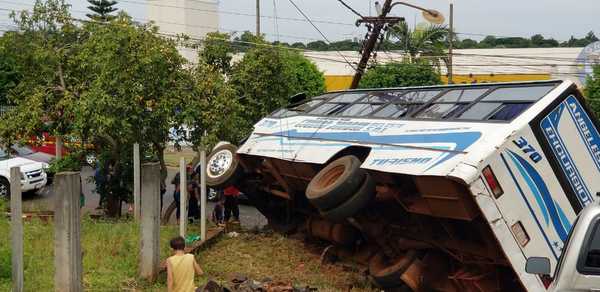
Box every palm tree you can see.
[386,22,449,69]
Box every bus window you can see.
[483,85,555,102]
[337,103,382,117]
[457,102,502,120]
[488,103,531,121]
[415,88,489,119]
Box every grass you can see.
[196,232,374,291]
[0,198,373,291]
[163,147,197,168]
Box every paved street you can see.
[21,166,267,229]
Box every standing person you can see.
[223,185,240,223]
[166,236,204,292]
[187,181,200,222]
[172,172,182,224]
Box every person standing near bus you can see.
[223,185,240,222]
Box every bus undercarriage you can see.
[232,152,525,292]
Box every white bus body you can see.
[212,80,598,291]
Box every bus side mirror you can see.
[526,257,551,275]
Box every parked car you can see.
[0,148,48,198]
[526,200,600,290]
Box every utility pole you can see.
[350,0,400,89]
[256,0,261,36]
[448,2,454,84]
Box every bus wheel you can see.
[206,143,242,189]
[320,173,375,222]
[306,155,365,210]
[369,251,417,289]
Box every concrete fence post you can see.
[179,157,187,237]
[200,148,207,241]
[133,143,141,221]
[54,172,82,292]
[139,162,160,282]
[10,167,23,292]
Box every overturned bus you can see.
[205,80,600,291]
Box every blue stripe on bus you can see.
[507,150,571,242]
[500,153,559,260]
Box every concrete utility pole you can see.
[179,157,187,237]
[350,0,397,89]
[448,2,454,84]
[55,136,63,160]
[256,0,261,35]
[10,167,23,292]
[133,143,141,221]
[139,163,160,282]
[54,172,83,292]
[200,147,207,241]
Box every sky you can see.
[1,0,600,44]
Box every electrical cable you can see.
[336,0,364,18]
[286,0,357,70]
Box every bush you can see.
[358,61,441,89]
[229,42,326,125]
[47,152,84,174]
[585,65,600,116]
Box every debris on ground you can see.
[227,231,240,238]
[197,274,318,292]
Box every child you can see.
[167,236,204,292]
[212,194,225,226]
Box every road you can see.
[21,166,267,229]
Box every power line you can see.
[336,0,364,18]
[118,0,356,27]
[286,0,356,70]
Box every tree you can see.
[458,38,478,49]
[306,40,328,51]
[585,65,600,115]
[229,45,325,127]
[0,2,235,216]
[86,0,118,22]
[199,32,234,74]
[358,61,441,89]
[0,36,21,105]
[386,22,448,67]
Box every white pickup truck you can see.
[0,148,48,198]
[526,201,600,291]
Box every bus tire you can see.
[369,251,416,289]
[306,155,365,210]
[206,143,242,189]
[320,173,375,222]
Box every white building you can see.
[147,0,220,63]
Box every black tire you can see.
[162,201,177,225]
[306,155,366,210]
[0,177,9,199]
[206,143,242,189]
[369,251,416,289]
[320,172,375,222]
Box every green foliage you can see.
[199,32,234,74]
[229,44,325,126]
[47,152,83,174]
[585,65,600,115]
[86,0,118,22]
[0,37,21,105]
[358,62,441,89]
[387,22,449,68]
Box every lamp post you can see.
[448,1,454,84]
[350,1,445,89]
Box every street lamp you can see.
[388,2,445,24]
[351,1,446,89]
